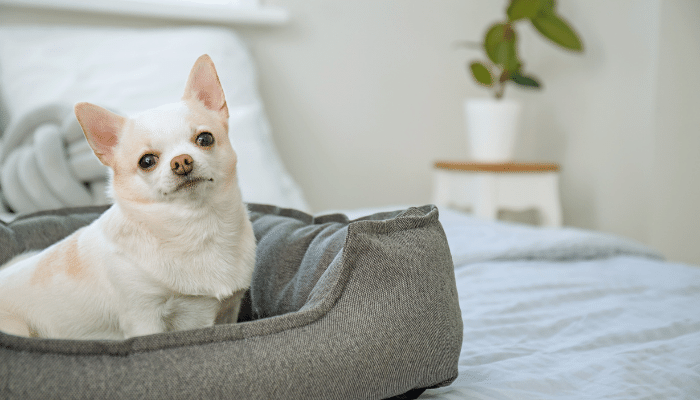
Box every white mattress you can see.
[412,208,700,399]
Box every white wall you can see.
[1,0,698,265]
[240,0,700,265]
[518,0,660,241]
[240,1,491,211]
[649,0,700,266]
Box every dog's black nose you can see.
[171,154,194,176]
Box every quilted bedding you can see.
[417,208,700,399]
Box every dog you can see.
[0,54,256,340]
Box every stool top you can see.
[434,161,560,173]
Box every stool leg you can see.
[539,199,562,227]
[473,174,499,221]
[538,175,562,227]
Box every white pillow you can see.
[0,26,309,211]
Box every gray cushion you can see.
[0,204,462,399]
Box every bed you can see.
[352,206,700,399]
[0,9,699,400]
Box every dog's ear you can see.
[183,54,229,119]
[74,102,126,167]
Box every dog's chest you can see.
[127,221,250,298]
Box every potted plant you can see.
[462,0,583,161]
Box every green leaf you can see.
[501,41,522,72]
[539,0,556,14]
[470,62,493,86]
[510,72,542,88]
[484,23,521,71]
[531,13,583,51]
[484,23,508,64]
[507,0,542,21]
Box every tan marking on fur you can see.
[28,325,39,338]
[183,99,236,190]
[112,171,155,205]
[104,118,152,205]
[220,145,238,192]
[30,232,88,286]
[0,311,32,337]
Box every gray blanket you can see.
[435,208,664,264]
[0,103,109,216]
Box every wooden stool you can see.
[432,161,562,227]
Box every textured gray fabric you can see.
[0,204,461,399]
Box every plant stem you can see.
[495,81,505,99]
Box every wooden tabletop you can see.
[434,161,560,173]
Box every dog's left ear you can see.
[183,54,229,120]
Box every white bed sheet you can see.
[413,208,700,399]
[328,206,700,398]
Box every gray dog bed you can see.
[0,204,462,399]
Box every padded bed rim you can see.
[0,204,440,357]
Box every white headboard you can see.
[0,0,288,25]
[0,3,311,219]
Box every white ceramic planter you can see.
[464,98,522,162]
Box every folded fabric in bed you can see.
[0,26,310,215]
[0,204,462,399]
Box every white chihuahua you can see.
[0,55,256,340]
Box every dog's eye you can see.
[196,132,215,147]
[138,154,159,170]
